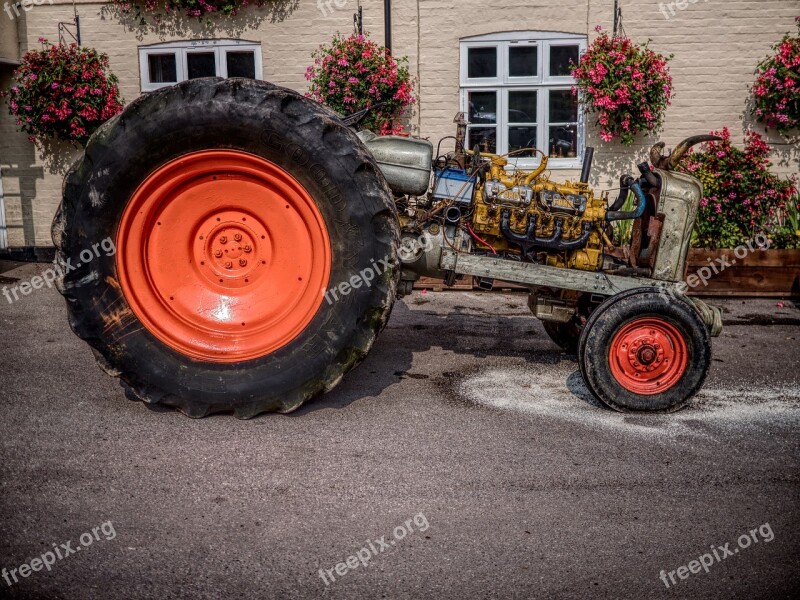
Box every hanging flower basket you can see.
[111,0,266,19]
[751,18,800,134]
[305,33,415,135]
[571,27,673,146]
[2,40,124,145]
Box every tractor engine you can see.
[439,157,607,272]
[356,124,715,301]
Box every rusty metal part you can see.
[649,135,722,171]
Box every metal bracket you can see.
[58,13,81,46]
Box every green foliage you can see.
[571,27,673,146]
[751,18,800,134]
[305,33,415,135]
[112,0,266,19]
[1,41,123,145]
[679,127,798,249]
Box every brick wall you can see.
[0,0,797,247]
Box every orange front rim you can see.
[116,150,331,362]
[608,318,688,395]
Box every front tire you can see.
[578,288,711,412]
[53,78,399,418]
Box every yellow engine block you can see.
[468,154,607,271]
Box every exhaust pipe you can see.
[649,134,721,171]
[579,147,594,183]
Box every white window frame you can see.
[460,32,586,170]
[138,39,263,92]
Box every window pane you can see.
[549,125,578,158]
[467,47,497,78]
[549,45,580,77]
[549,90,578,122]
[148,54,177,83]
[468,127,496,154]
[508,126,537,157]
[509,45,537,77]
[468,91,497,124]
[226,51,256,79]
[508,91,537,123]
[187,52,216,79]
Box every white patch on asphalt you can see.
[459,364,800,438]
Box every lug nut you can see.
[239,259,247,267]
[214,250,223,258]
[224,261,232,269]
[243,245,252,253]
[234,233,242,242]
[220,236,227,244]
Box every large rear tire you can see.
[52,78,400,418]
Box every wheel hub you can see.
[195,213,269,287]
[116,150,331,363]
[609,318,688,394]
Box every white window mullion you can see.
[177,48,187,82]
[498,88,507,156]
[217,48,226,78]
[538,87,548,163]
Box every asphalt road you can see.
[1,260,799,599]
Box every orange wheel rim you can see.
[608,318,688,395]
[116,150,331,362]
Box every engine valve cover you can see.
[539,191,587,216]
[484,181,534,207]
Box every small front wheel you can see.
[578,288,711,412]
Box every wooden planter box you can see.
[686,249,800,297]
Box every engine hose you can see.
[609,174,631,212]
[606,180,647,221]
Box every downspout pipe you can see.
[0,166,7,250]
[384,0,392,53]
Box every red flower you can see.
[751,20,800,133]
[306,33,416,134]
[571,28,672,146]
[1,42,124,145]
[111,0,266,18]
[678,127,797,249]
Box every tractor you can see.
[52,78,722,418]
